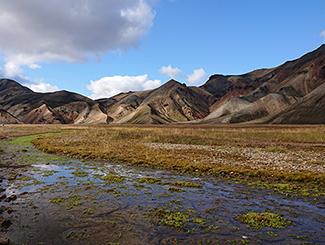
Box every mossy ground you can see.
[137,177,161,184]
[50,195,82,210]
[173,181,202,188]
[150,208,190,229]
[168,187,184,193]
[1,125,324,244]
[101,173,125,184]
[1,125,324,197]
[42,170,57,177]
[30,126,325,197]
[237,211,292,230]
[72,170,88,177]
[149,207,209,231]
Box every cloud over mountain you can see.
[187,68,207,85]
[0,0,155,76]
[87,74,161,99]
[321,30,325,40]
[23,82,59,93]
[159,65,182,78]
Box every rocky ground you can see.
[146,143,325,173]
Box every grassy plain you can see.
[1,124,324,196]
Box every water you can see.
[0,141,324,244]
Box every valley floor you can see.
[0,124,324,244]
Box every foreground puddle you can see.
[0,141,324,244]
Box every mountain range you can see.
[1,45,324,124]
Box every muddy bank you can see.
[0,136,324,244]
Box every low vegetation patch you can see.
[42,170,57,177]
[137,177,161,184]
[16,175,33,182]
[173,181,202,188]
[168,187,184,193]
[150,208,190,229]
[4,125,323,197]
[9,135,40,146]
[49,195,82,210]
[237,211,292,230]
[101,174,125,184]
[72,170,88,178]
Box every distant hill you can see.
[0,79,107,124]
[0,44,324,124]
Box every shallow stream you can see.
[0,136,324,244]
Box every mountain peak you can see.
[0,78,33,95]
[159,79,184,89]
[154,79,186,93]
[166,79,181,85]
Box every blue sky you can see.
[0,0,324,98]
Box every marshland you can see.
[0,125,324,244]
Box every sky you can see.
[0,0,324,99]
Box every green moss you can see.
[65,195,82,210]
[101,174,125,184]
[49,195,82,209]
[137,177,161,184]
[173,181,202,188]
[72,170,88,177]
[50,197,65,204]
[151,208,190,229]
[249,181,324,197]
[238,211,292,230]
[16,175,33,181]
[20,153,66,165]
[168,187,184,193]
[9,135,39,146]
[9,133,62,148]
[105,188,121,197]
[42,170,57,177]
[193,217,206,225]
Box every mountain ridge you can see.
[1,44,324,124]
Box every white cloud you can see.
[320,30,325,40]
[87,74,161,99]
[187,68,207,85]
[159,65,182,78]
[0,0,155,76]
[23,82,59,93]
